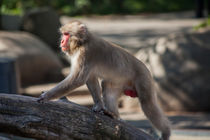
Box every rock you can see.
[0,136,11,140]
[1,15,21,30]
[0,58,19,94]
[135,29,210,111]
[21,8,61,51]
[0,31,64,87]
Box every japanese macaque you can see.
[37,21,171,140]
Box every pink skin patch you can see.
[60,32,70,51]
[124,89,138,98]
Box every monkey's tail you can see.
[143,95,171,140]
[135,83,171,140]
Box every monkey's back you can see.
[86,34,150,82]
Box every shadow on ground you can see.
[126,113,210,130]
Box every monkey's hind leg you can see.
[135,79,171,140]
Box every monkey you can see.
[37,21,171,140]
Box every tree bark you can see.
[0,0,2,29]
[0,94,154,140]
[208,0,210,16]
[195,0,204,18]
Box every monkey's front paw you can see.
[37,91,48,103]
[37,96,45,103]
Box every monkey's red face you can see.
[60,32,70,51]
[60,21,88,53]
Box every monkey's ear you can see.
[79,24,87,34]
[78,24,88,44]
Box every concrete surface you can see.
[121,111,210,140]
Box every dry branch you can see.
[0,94,154,140]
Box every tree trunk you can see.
[0,0,2,29]
[207,0,210,16]
[0,94,154,140]
[195,0,204,18]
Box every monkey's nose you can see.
[61,34,70,48]
[61,39,66,47]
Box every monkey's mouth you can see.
[60,45,69,51]
[60,34,70,51]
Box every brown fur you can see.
[38,21,171,140]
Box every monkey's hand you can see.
[37,91,49,103]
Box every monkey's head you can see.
[59,21,88,53]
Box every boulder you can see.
[0,31,64,87]
[1,15,21,30]
[135,29,210,111]
[21,8,61,51]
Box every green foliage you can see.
[0,0,195,16]
[123,0,194,13]
[194,17,210,30]
[1,0,23,15]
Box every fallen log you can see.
[0,94,154,140]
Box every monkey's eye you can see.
[64,32,70,36]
